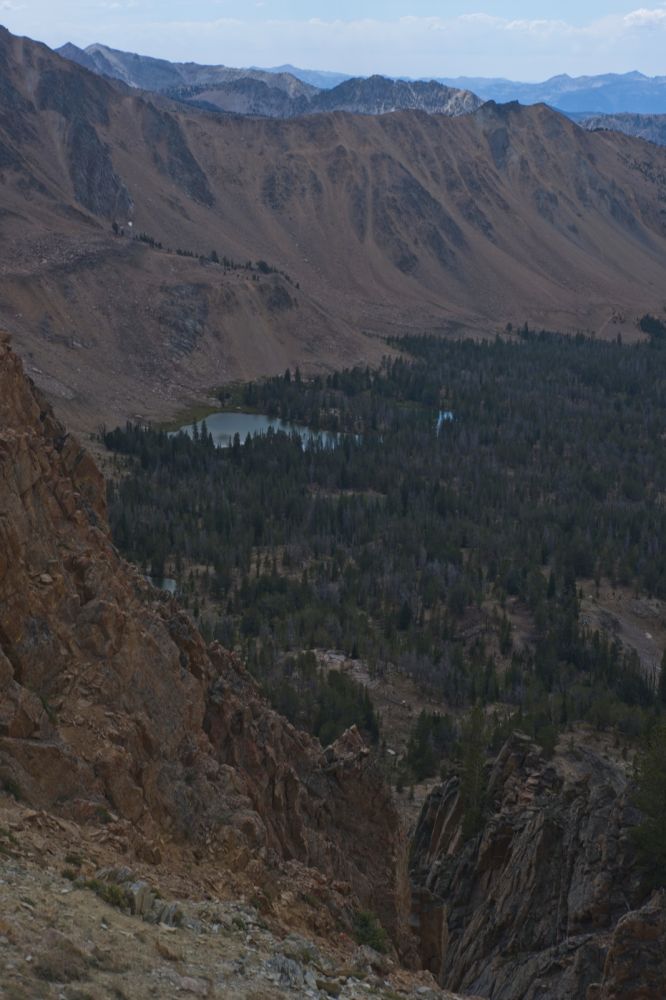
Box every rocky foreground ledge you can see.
[0,794,469,1000]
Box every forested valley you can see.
[104,328,666,793]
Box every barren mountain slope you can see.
[0,794,465,1000]
[2,27,666,432]
[179,76,312,117]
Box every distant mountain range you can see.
[260,66,666,114]
[263,64,351,90]
[282,67,666,115]
[57,43,480,119]
[438,72,666,115]
[57,42,317,99]
[174,75,481,119]
[58,44,666,122]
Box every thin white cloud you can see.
[140,10,666,78]
[624,7,666,26]
[504,18,573,35]
[3,7,666,78]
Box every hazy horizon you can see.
[1,3,666,80]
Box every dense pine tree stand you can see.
[105,330,666,780]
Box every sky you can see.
[1,2,666,79]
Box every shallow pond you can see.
[175,411,342,449]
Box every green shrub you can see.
[352,910,389,953]
[84,879,129,910]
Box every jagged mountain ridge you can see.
[171,74,481,119]
[172,74,481,119]
[311,76,480,116]
[2,27,666,436]
[273,66,666,115]
[57,43,481,119]
[61,46,666,116]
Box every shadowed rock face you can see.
[410,733,649,999]
[140,102,214,206]
[66,118,133,218]
[36,65,110,125]
[0,336,413,954]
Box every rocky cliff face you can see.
[410,732,653,999]
[0,336,412,953]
